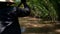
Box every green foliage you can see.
[27,0,58,20]
[13,0,21,6]
[14,0,60,20]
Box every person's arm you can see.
[17,0,30,17]
[16,7,30,17]
[18,0,26,7]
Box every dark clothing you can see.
[0,6,30,34]
[21,0,26,3]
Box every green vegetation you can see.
[14,0,60,21]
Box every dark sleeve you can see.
[16,7,30,17]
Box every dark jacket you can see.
[0,6,30,34]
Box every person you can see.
[0,0,30,34]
